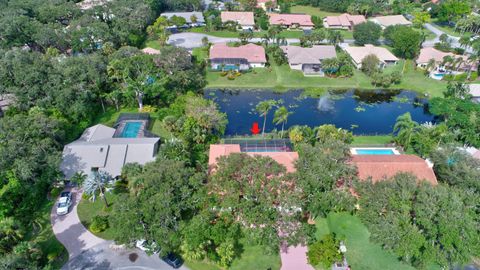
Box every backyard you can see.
[200,46,448,97]
[315,212,416,270]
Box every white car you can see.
[56,196,72,215]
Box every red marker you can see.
[250,122,260,135]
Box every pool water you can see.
[120,122,142,138]
[355,149,395,155]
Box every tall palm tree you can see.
[83,171,112,207]
[273,106,292,138]
[393,112,418,150]
[442,55,454,71]
[327,30,344,47]
[425,58,436,76]
[466,54,478,80]
[256,100,277,136]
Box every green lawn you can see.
[206,59,447,97]
[187,238,281,270]
[315,212,416,270]
[77,192,119,240]
[290,5,342,18]
[186,27,305,39]
[352,135,393,146]
[25,201,68,269]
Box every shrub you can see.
[50,187,62,198]
[220,71,228,77]
[113,180,128,194]
[339,65,354,77]
[227,74,235,80]
[469,72,478,81]
[140,105,156,113]
[453,47,465,55]
[307,234,342,268]
[390,71,403,84]
[89,215,109,233]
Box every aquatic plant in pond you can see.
[204,89,434,136]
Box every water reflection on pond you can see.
[204,89,435,136]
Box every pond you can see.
[204,89,435,136]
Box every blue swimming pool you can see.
[120,122,142,138]
[355,149,395,155]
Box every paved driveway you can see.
[51,187,188,270]
[280,244,314,270]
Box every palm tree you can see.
[466,54,478,80]
[327,30,344,47]
[273,106,292,138]
[441,55,454,71]
[256,100,277,136]
[83,171,112,207]
[393,112,418,150]
[0,217,23,254]
[425,58,436,75]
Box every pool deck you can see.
[113,120,147,138]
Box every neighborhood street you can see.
[168,23,467,51]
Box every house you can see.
[344,44,399,68]
[209,43,266,71]
[209,144,298,173]
[257,0,277,11]
[281,45,337,76]
[351,155,438,185]
[469,84,480,103]
[77,0,112,10]
[141,47,160,55]
[268,13,314,30]
[160,12,205,27]
[369,15,412,29]
[61,122,159,179]
[221,11,255,30]
[323,13,366,30]
[416,47,476,72]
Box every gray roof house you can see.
[61,124,159,179]
[160,12,205,27]
[281,45,337,76]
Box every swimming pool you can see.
[120,122,142,138]
[351,148,400,155]
[431,73,445,80]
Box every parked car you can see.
[60,191,72,200]
[162,253,183,269]
[56,196,72,215]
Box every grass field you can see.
[205,56,447,97]
[187,238,281,270]
[315,212,416,270]
[26,201,68,269]
[352,135,393,146]
[186,27,306,39]
[77,193,119,240]
[290,5,342,18]
[431,19,464,37]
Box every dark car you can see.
[60,191,72,200]
[162,253,183,269]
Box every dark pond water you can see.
[204,89,435,136]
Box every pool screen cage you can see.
[113,113,157,138]
[222,138,293,152]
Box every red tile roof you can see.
[268,13,314,27]
[351,155,438,185]
[208,144,298,173]
[209,43,267,63]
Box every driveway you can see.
[280,244,314,270]
[51,187,189,270]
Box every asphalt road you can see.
[167,24,470,52]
